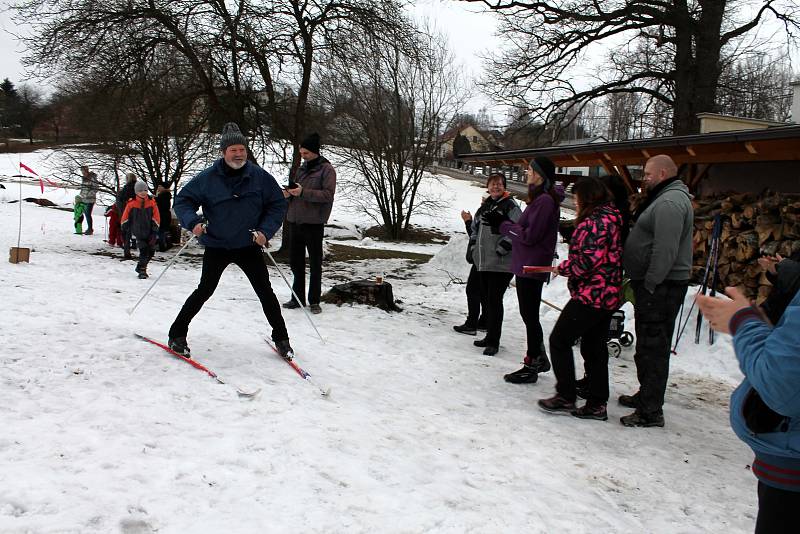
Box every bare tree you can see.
[318,26,467,238]
[463,0,800,135]
[717,52,795,122]
[15,84,46,144]
[13,0,406,173]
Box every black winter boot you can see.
[504,365,538,384]
[532,352,551,373]
[453,323,477,336]
[620,410,664,428]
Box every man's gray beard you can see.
[227,159,246,170]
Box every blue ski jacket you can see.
[729,289,800,491]
[173,159,287,249]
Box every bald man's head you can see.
[642,155,678,191]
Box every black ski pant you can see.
[288,222,324,306]
[550,299,613,406]
[516,276,545,359]
[169,245,289,342]
[631,280,688,415]
[136,240,154,273]
[464,265,486,327]
[123,227,133,256]
[478,270,513,347]
[756,481,800,534]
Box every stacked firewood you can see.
[692,191,800,301]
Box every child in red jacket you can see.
[121,181,160,279]
[104,204,123,247]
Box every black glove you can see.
[482,210,506,234]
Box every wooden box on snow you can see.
[9,247,30,264]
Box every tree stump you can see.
[321,279,402,312]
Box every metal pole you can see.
[263,248,325,343]
[127,234,197,316]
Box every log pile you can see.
[692,191,800,301]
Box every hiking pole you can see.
[541,298,562,312]
[127,233,198,316]
[254,231,324,343]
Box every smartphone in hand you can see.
[286,180,298,189]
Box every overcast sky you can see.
[0,0,795,122]
[0,0,499,107]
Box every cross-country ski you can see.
[265,338,331,397]
[135,333,261,398]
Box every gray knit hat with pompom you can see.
[219,122,248,152]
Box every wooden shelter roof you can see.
[457,124,800,192]
[458,124,800,167]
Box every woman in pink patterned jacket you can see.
[537,177,624,421]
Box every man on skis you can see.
[167,122,294,359]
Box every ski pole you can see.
[541,298,562,312]
[254,232,324,343]
[127,232,198,316]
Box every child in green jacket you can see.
[73,195,86,234]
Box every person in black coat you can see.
[117,173,138,259]
[758,252,800,324]
[155,185,173,251]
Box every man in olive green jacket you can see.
[619,154,694,428]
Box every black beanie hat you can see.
[300,132,321,154]
[530,156,556,189]
[219,122,248,152]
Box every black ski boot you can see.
[168,337,191,357]
[275,339,295,359]
[504,365,538,384]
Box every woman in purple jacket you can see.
[537,178,623,420]
[484,157,562,384]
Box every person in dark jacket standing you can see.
[121,181,160,279]
[488,157,563,384]
[282,133,336,315]
[536,178,623,421]
[167,122,293,359]
[618,154,694,428]
[757,252,800,325]
[697,286,800,534]
[453,207,487,335]
[467,173,522,355]
[117,173,138,259]
[155,185,173,252]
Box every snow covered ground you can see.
[0,152,757,533]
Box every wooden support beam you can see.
[745,142,758,154]
[572,154,580,162]
[641,149,651,158]
[617,165,635,193]
[600,160,615,176]
[686,146,696,157]
[689,164,712,192]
